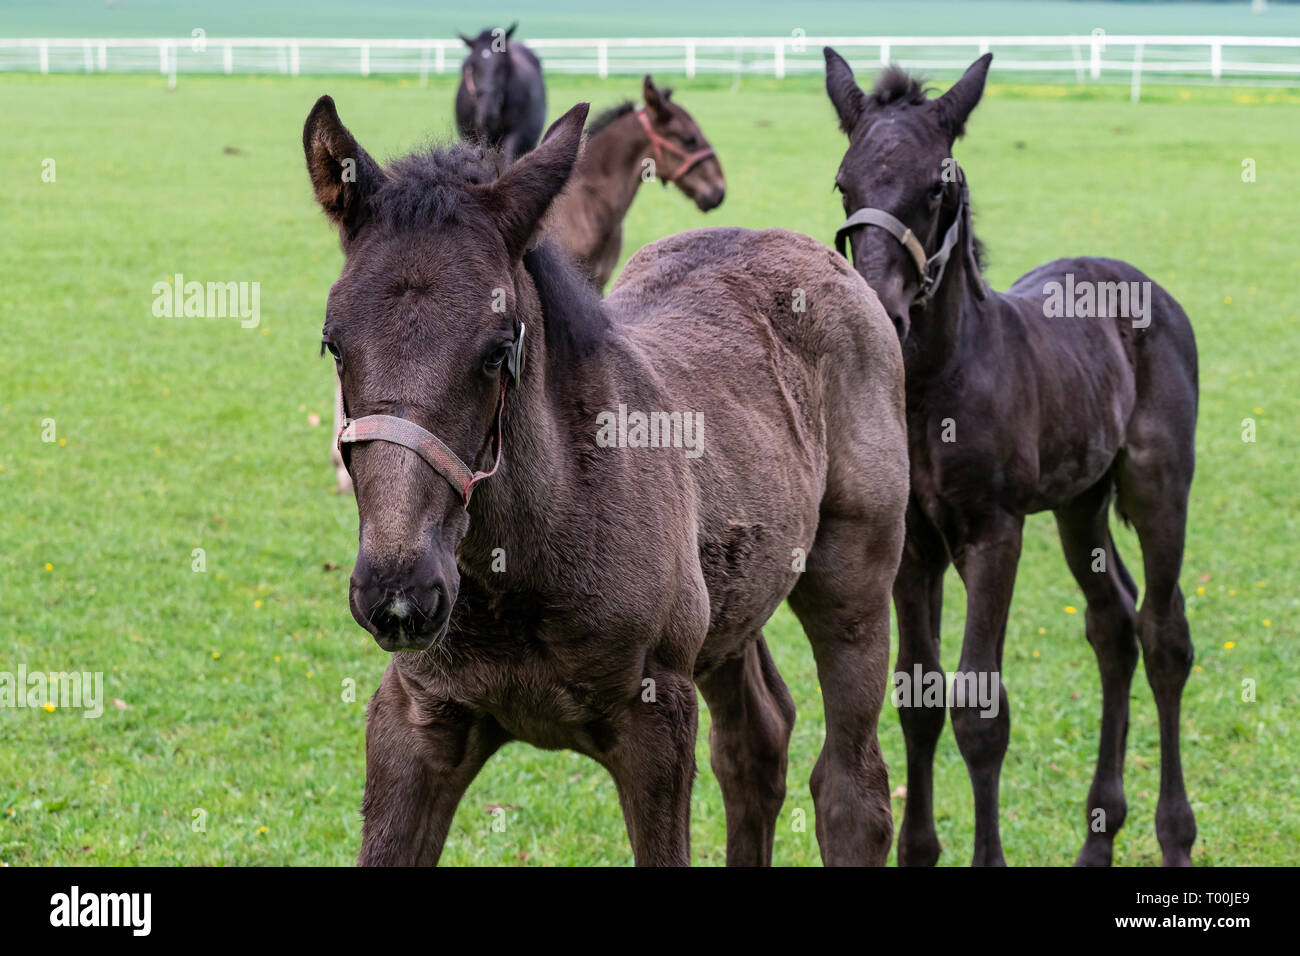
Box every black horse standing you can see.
[824,49,1199,867]
[455,23,546,163]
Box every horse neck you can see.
[903,221,986,388]
[572,111,650,229]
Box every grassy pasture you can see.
[0,70,1297,865]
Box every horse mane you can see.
[523,241,612,363]
[586,101,636,140]
[870,65,932,109]
[368,141,506,232]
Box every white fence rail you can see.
[4,35,1300,89]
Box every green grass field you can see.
[1,68,1297,866]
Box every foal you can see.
[455,23,546,164]
[329,76,723,494]
[825,49,1199,866]
[548,75,726,289]
[304,95,909,865]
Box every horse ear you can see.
[824,47,867,135]
[505,22,517,40]
[934,53,992,138]
[459,33,473,47]
[643,75,669,120]
[481,102,590,261]
[303,95,383,238]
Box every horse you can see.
[302,94,910,865]
[548,75,726,289]
[823,49,1199,867]
[454,23,546,164]
[328,75,724,494]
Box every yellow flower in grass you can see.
[42,702,56,713]
[257,826,268,835]
[1224,641,1236,650]
[1263,620,1271,628]
[1032,651,1040,659]
[254,599,263,608]
[44,563,53,571]
[211,651,221,660]
[1064,606,1077,615]
[1195,587,1205,595]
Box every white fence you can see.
[4,34,1300,90]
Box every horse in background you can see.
[549,75,726,289]
[455,23,546,164]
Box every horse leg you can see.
[1055,479,1139,866]
[788,513,900,866]
[697,634,796,866]
[605,666,698,866]
[358,664,505,866]
[331,368,352,494]
[949,514,1022,866]
[1117,458,1197,866]
[893,500,950,866]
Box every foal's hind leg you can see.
[789,514,901,866]
[1055,480,1140,866]
[893,500,951,866]
[697,634,796,866]
[1117,455,1197,866]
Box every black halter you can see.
[835,165,987,306]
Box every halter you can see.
[335,323,525,508]
[835,164,986,305]
[635,108,716,183]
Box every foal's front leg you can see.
[950,515,1022,867]
[605,667,699,866]
[358,664,505,866]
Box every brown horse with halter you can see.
[547,75,726,289]
[304,94,909,865]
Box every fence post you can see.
[1131,41,1144,103]
[290,40,300,76]
[1089,31,1102,79]
[685,39,695,78]
[774,39,784,78]
[159,39,168,75]
[223,41,232,74]
[1211,41,1222,79]
[597,40,607,78]
[98,41,107,71]
[880,41,890,66]
[435,42,445,74]
[39,40,49,74]
[360,42,370,76]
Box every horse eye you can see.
[483,345,510,372]
[682,134,699,149]
[928,183,946,202]
[323,339,342,361]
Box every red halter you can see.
[635,108,716,183]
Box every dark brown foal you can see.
[826,49,1199,866]
[304,95,908,865]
